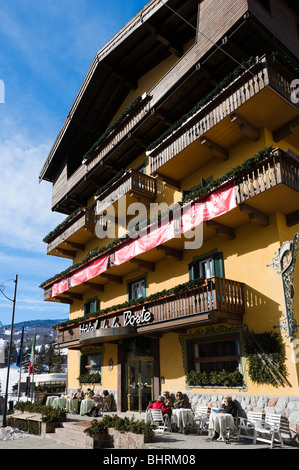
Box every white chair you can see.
[255,413,284,448]
[149,409,172,435]
[103,400,111,412]
[237,411,263,444]
[193,405,210,434]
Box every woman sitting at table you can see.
[163,391,173,410]
[173,392,185,409]
[147,395,171,418]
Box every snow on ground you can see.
[0,364,20,394]
[0,426,30,441]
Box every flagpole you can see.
[1,274,18,428]
[30,331,36,402]
[17,323,25,402]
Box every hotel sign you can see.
[79,306,153,337]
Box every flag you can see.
[29,331,36,376]
[16,324,24,367]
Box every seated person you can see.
[96,390,111,411]
[85,388,94,399]
[173,392,185,409]
[163,391,173,410]
[73,389,84,400]
[222,396,238,417]
[147,395,171,418]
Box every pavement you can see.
[0,411,295,452]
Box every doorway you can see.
[127,357,153,412]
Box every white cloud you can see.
[0,125,65,253]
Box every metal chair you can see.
[255,413,284,448]
[193,405,210,434]
[149,408,172,435]
[237,411,263,444]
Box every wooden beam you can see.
[239,203,269,226]
[65,241,85,251]
[156,245,183,260]
[153,173,181,190]
[64,292,83,301]
[230,113,260,141]
[145,22,182,57]
[100,273,123,284]
[206,220,235,239]
[83,282,105,292]
[130,258,155,271]
[201,137,229,160]
[55,248,75,258]
[55,297,73,305]
[286,210,299,227]
[101,60,137,90]
[273,116,299,142]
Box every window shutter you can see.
[188,261,195,280]
[213,252,224,277]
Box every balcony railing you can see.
[149,55,299,174]
[95,169,157,213]
[235,149,299,204]
[55,277,245,348]
[46,207,97,256]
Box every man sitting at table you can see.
[147,395,171,418]
[85,388,94,399]
[222,396,238,417]
[96,390,111,411]
[211,396,238,440]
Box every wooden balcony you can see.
[95,168,157,214]
[55,276,245,349]
[46,207,97,258]
[148,55,299,181]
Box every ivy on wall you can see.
[244,331,287,387]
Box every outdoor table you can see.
[80,398,95,416]
[46,396,57,407]
[65,397,79,414]
[53,397,66,410]
[208,410,237,440]
[171,408,194,432]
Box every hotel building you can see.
[40,0,299,434]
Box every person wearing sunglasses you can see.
[173,392,185,409]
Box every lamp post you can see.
[1,274,18,427]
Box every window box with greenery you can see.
[77,372,102,385]
[183,333,244,388]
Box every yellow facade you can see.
[40,0,299,430]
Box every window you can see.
[84,297,98,316]
[80,349,102,376]
[128,277,146,300]
[188,252,224,280]
[190,335,241,374]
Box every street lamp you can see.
[0,274,18,427]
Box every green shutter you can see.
[188,261,195,280]
[213,252,224,277]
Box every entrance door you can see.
[127,357,153,412]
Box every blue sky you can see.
[0,0,145,325]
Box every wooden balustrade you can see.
[149,56,299,174]
[96,169,157,211]
[235,149,299,204]
[55,277,244,347]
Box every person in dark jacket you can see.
[222,396,238,417]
